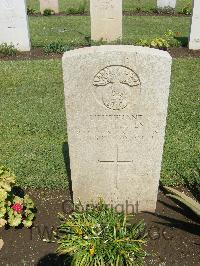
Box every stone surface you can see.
[157,0,176,9]
[40,0,59,14]
[0,0,30,51]
[189,0,200,50]
[90,0,122,42]
[63,46,172,213]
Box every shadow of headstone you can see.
[37,253,69,266]
[62,142,73,202]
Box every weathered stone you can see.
[157,0,176,9]
[63,46,172,213]
[189,0,200,50]
[90,0,122,42]
[40,0,59,14]
[0,0,30,51]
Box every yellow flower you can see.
[0,218,7,228]
[89,245,95,256]
[75,228,83,235]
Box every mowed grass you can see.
[162,59,200,186]
[27,0,192,12]
[0,59,199,188]
[29,15,191,47]
[0,60,68,188]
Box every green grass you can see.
[0,60,67,188]
[0,59,199,188]
[27,0,192,13]
[28,16,190,47]
[161,59,200,186]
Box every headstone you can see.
[90,0,122,42]
[157,0,176,9]
[40,0,59,14]
[63,46,172,213]
[189,0,200,50]
[0,0,30,51]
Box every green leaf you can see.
[22,219,33,228]
[8,214,22,227]
[164,186,200,217]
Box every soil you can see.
[29,11,190,17]
[1,47,200,62]
[0,189,199,266]
[0,48,63,61]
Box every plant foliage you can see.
[0,166,36,228]
[137,30,181,50]
[43,9,55,16]
[57,199,147,265]
[0,43,17,56]
[27,6,36,15]
[153,6,175,15]
[164,186,200,217]
[44,41,72,54]
[179,4,192,15]
[66,1,87,15]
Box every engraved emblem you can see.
[93,65,141,110]
[1,0,14,9]
[95,0,114,9]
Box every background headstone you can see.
[189,0,200,50]
[157,0,176,9]
[40,0,59,14]
[90,0,122,42]
[63,46,172,213]
[0,0,30,51]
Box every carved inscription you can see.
[98,145,133,189]
[0,0,14,9]
[89,113,145,142]
[93,66,141,110]
[94,0,114,9]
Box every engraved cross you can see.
[98,145,133,189]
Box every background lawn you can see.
[29,15,190,47]
[0,58,199,188]
[27,0,192,13]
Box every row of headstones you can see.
[39,0,177,14]
[35,0,180,14]
[0,0,199,51]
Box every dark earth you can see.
[0,188,199,266]
[1,47,200,62]
[29,11,191,17]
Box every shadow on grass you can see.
[176,165,200,202]
[62,141,73,202]
[36,143,74,265]
[175,36,188,47]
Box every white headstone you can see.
[63,46,172,213]
[40,0,59,14]
[0,0,30,51]
[157,0,176,9]
[189,0,200,50]
[90,0,122,42]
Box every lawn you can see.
[29,15,190,47]
[27,0,192,13]
[0,58,199,188]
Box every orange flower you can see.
[175,32,181,37]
